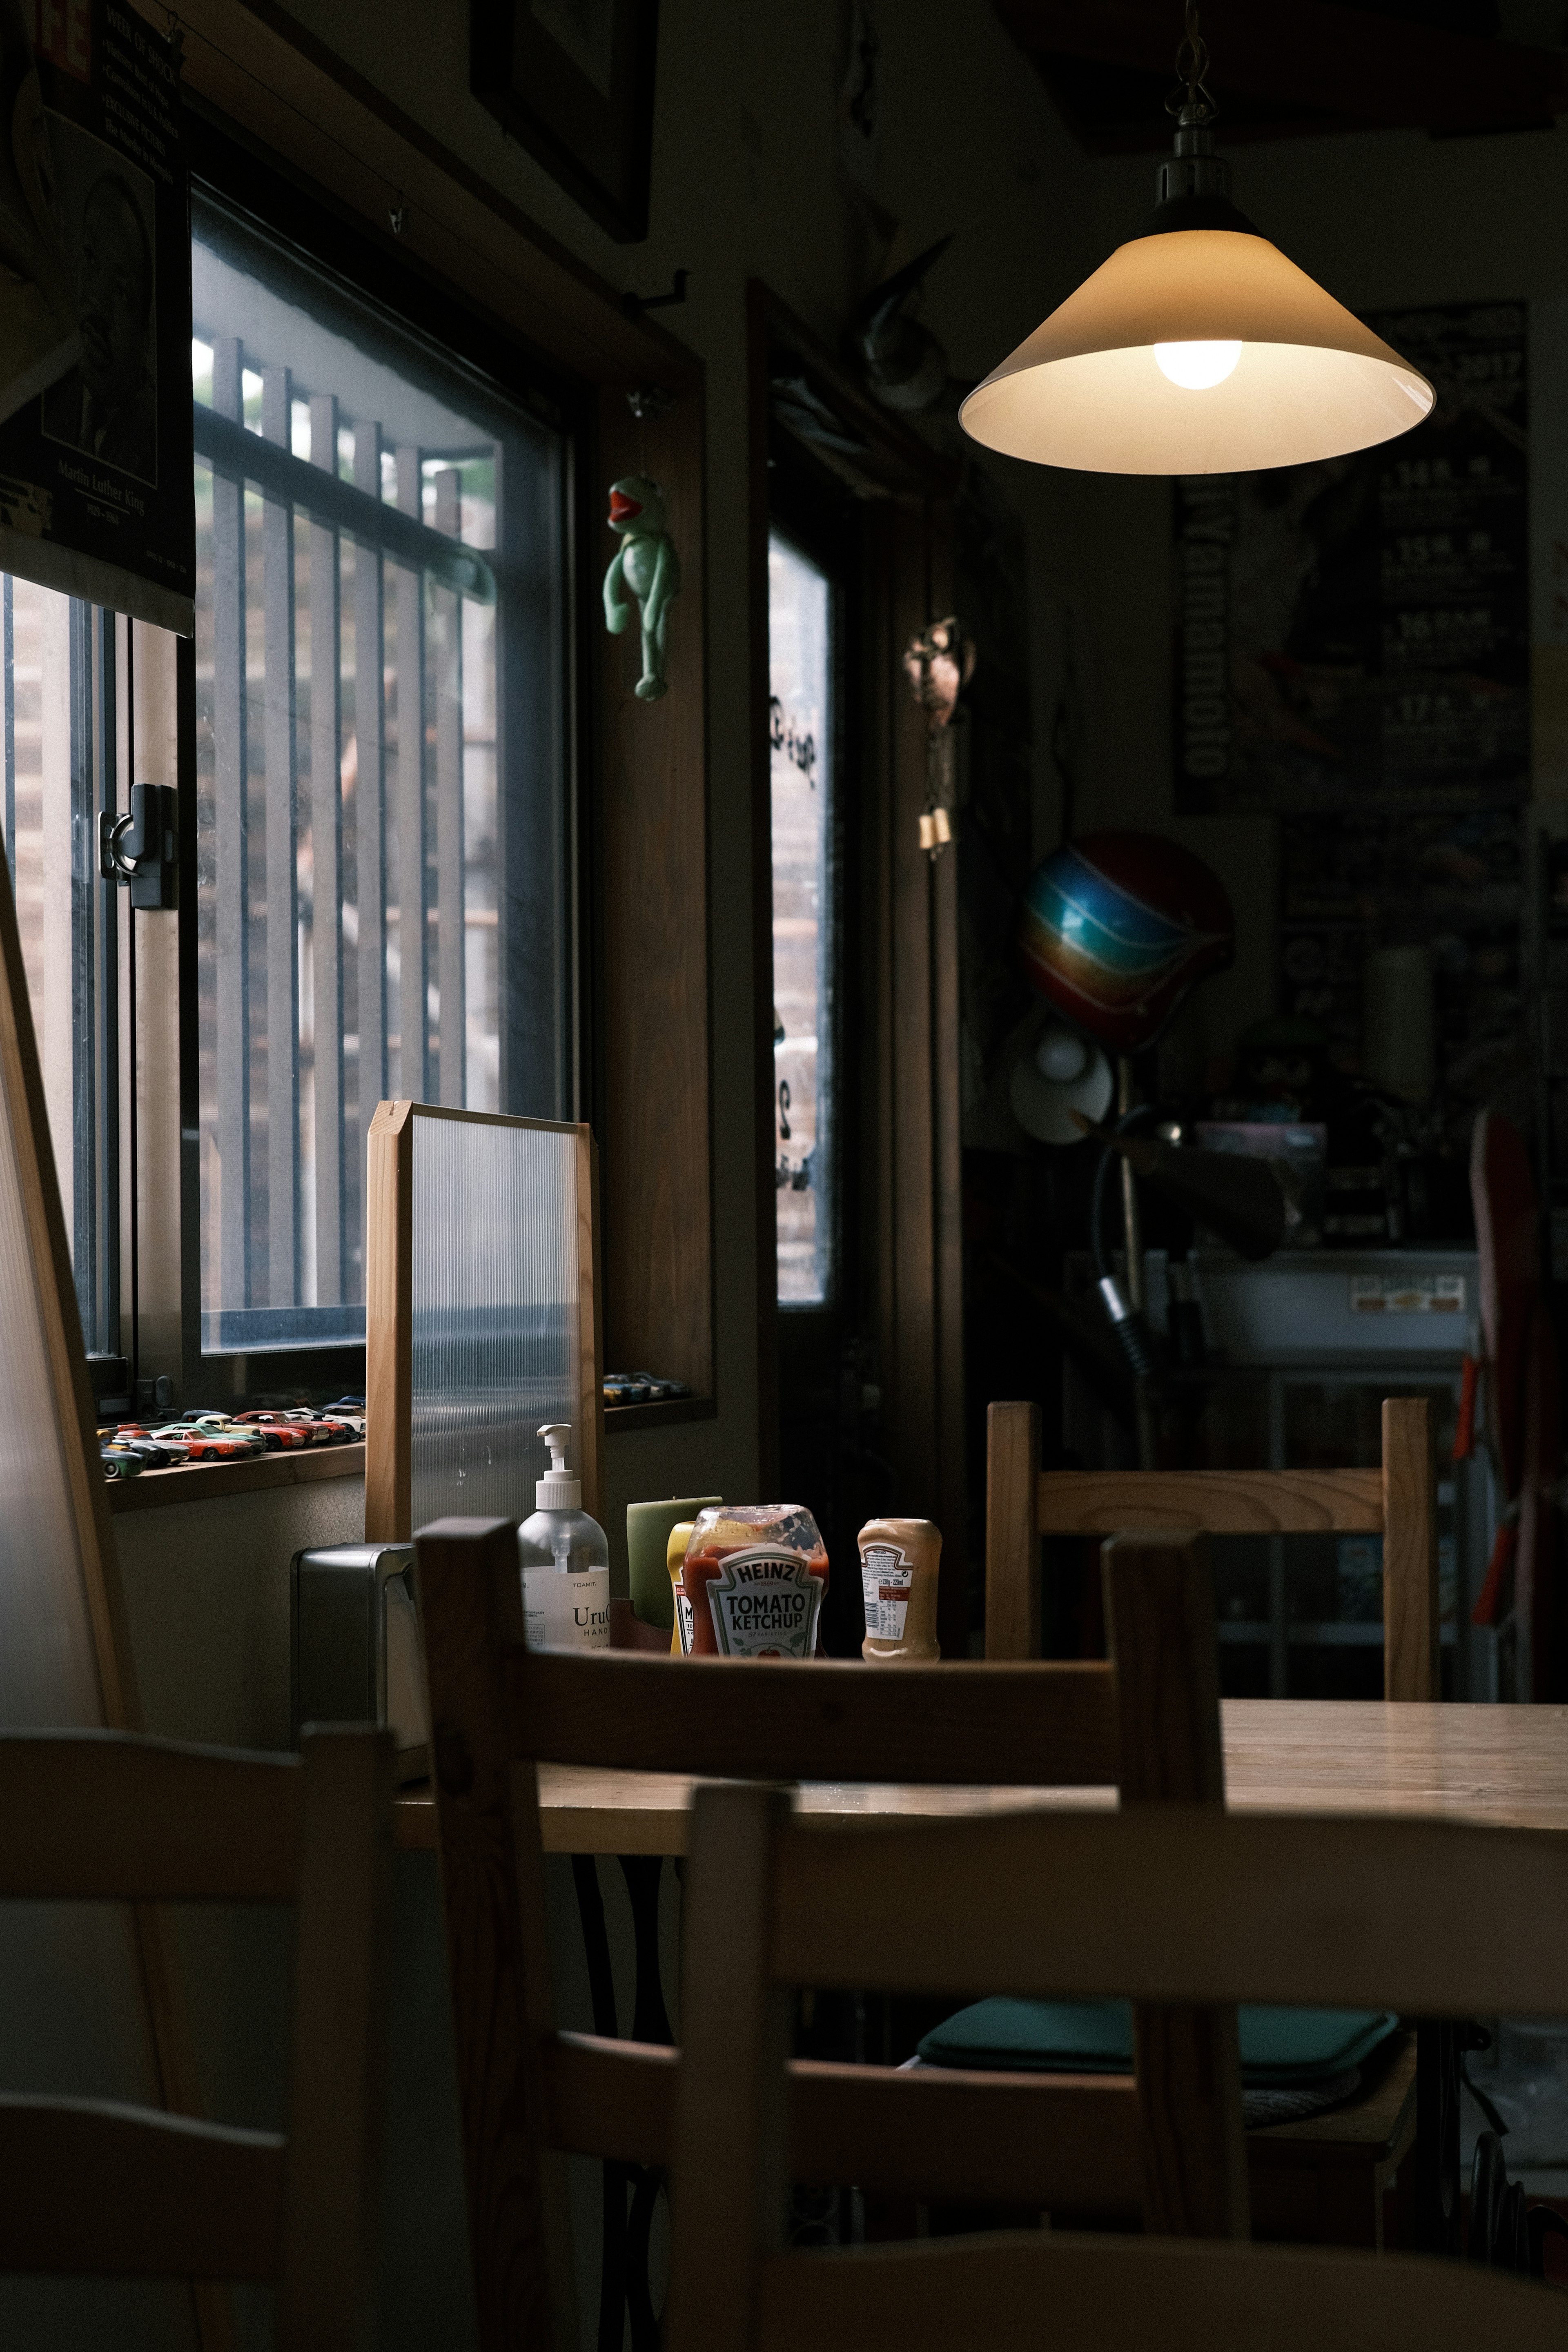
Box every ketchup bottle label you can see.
[860,1544,913,1641]
[703,1546,822,1658]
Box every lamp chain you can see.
[1167,0,1217,125]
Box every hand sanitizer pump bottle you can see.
[518,1423,610,1651]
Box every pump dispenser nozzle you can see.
[536,1423,581,1510]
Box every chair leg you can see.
[1415,2021,1463,2257]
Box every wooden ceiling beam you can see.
[994,0,1566,134]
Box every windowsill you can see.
[604,1396,715,1434]
[102,1398,717,1513]
[105,1442,366,1514]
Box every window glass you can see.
[768,532,835,1307]
[0,578,118,1360]
[191,193,568,1353]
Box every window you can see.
[191,192,569,1356]
[0,579,120,1363]
[768,532,836,1308]
[0,170,579,1404]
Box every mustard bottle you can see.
[668,1519,697,1654]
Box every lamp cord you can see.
[1168,2,1217,125]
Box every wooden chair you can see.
[664,1780,1566,2352]
[985,1394,1434,2244]
[985,1393,1441,1700]
[0,1724,392,2341]
[418,1515,1363,2349]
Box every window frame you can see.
[164,111,592,1403]
[745,280,966,1639]
[61,17,716,1451]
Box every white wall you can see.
[114,1477,363,1746]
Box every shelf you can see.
[102,1394,719,1512]
[105,1442,365,1513]
[1218,1619,1457,1647]
[604,1395,715,1434]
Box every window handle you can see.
[99,783,178,910]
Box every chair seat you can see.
[918,1998,1399,2086]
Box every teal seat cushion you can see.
[917,1998,1399,2085]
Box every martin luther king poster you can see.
[0,0,192,634]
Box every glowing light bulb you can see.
[1154,339,1243,391]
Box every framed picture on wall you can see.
[471,0,660,243]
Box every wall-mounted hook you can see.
[622,267,689,319]
[389,197,407,236]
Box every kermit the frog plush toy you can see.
[603,474,680,702]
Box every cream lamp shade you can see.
[962,25,1434,477]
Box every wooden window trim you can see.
[746,284,967,1649]
[129,2,715,1449]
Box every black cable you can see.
[1091,1100,1159,1284]
[1090,1100,1163,1385]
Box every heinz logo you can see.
[28,0,92,80]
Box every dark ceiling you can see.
[994,1,1566,151]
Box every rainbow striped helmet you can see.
[1019,832,1234,1056]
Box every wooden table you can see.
[401,1698,1568,2270]
[394,1697,1568,1852]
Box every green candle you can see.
[626,1496,721,1631]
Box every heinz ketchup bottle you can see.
[677,1505,828,1657]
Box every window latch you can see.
[99,783,178,910]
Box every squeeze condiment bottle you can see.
[517,1423,610,1651]
[679,1505,828,1658]
[667,1519,698,1655]
[858,1518,941,1662]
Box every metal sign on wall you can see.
[1173,300,1528,814]
[0,0,194,633]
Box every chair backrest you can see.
[985,1394,1440,1700]
[663,1775,1568,2352]
[0,1724,392,2345]
[416,1517,1248,2347]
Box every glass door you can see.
[768,530,835,1310]
[766,434,871,1653]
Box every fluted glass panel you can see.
[409,1110,580,1530]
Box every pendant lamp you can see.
[960,6,1434,476]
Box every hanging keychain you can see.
[902,615,974,858]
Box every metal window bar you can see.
[196,376,504,1352]
[69,598,94,1348]
[395,443,428,1111]
[433,466,464,1106]
[353,421,387,1211]
[309,391,344,1303]
[93,610,119,1364]
[262,363,298,1310]
[211,335,251,1315]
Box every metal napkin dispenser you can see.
[290,1544,430,1785]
